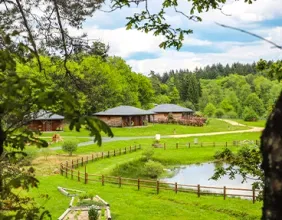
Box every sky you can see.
[75,0,282,75]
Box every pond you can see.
[161,162,257,198]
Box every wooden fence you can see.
[60,141,260,203]
[155,140,259,150]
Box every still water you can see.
[161,162,256,197]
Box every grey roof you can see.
[150,104,194,113]
[32,110,64,120]
[94,105,155,116]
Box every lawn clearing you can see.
[232,119,266,128]
[28,175,262,220]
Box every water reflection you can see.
[161,162,256,197]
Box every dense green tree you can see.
[245,93,265,117]
[204,103,216,117]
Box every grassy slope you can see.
[39,119,250,138]
[30,175,262,220]
[232,119,266,128]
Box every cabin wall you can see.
[28,120,64,131]
[97,116,122,127]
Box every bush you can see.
[225,111,238,119]
[62,140,78,156]
[167,112,174,122]
[242,107,258,121]
[143,160,164,178]
[142,148,154,161]
[88,206,99,220]
[204,103,216,117]
[214,108,225,118]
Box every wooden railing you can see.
[60,141,260,204]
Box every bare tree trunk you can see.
[261,91,282,220]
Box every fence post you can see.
[119,176,121,188]
[164,143,166,149]
[135,145,137,151]
[176,143,178,149]
[197,184,200,197]
[125,147,127,154]
[84,166,87,184]
[223,186,226,200]
[78,170,80,182]
[114,150,116,156]
[225,142,227,147]
[82,157,84,166]
[71,169,73,179]
[255,140,258,145]
[201,142,203,147]
[65,161,68,178]
[92,154,94,162]
[175,182,178,194]
[130,146,132,152]
[102,152,104,158]
[138,179,140,190]
[86,156,88,164]
[108,151,110,158]
[120,148,121,155]
[157,181,160,194]
[71,160,73,169]
[77,158,79,168]
[189,143,190,148]
[60,164,63,175]
[102,175,104,186]
[253,188,256,204]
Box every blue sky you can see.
[74,0,282,74]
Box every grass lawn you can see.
[232,119,266,128]
[28,175,262,220]
[38,119,250,138]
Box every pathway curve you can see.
[48,122,263,151]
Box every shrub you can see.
[142,148,154,161]
[225,111,238,119]
[62,140,78,156]
[167,112,174,122]
[143,160,164,178]
[88,206,99,220]
[215,108,225,118]
[242,107,258,121]
[204,103,216,117]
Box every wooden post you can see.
[175,182,178,194]
[176,143,178,149]
[164,143,166,149]
[189,143,190,148]
[81,157,84,166]
[92,154,94,161]
[135,145,137,151]
[119,176,121,188]
[130,146,132,152]
[108,151,110,158]
[102,175,104,186]
[201,142,203,147]
[71,169,73,179]
[77,158,79,168]
[114,150,116,156]
[102,152,104,158]
[65,161,68,178]
[253,188,256,204]
[86,156,88,164]
[60,164,63,175]
[255,140,258,145]
[138,179,140,190]
[157,181,160,194]
[223,186,226,200]
[197,184,200,197]
[71,160,73,169]
[125,147,127,154]
[78,170,80,182]
[84,166,87,184]
[225,142,227,147]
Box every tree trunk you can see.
[0,124,5,200]
[261,91,282,220]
